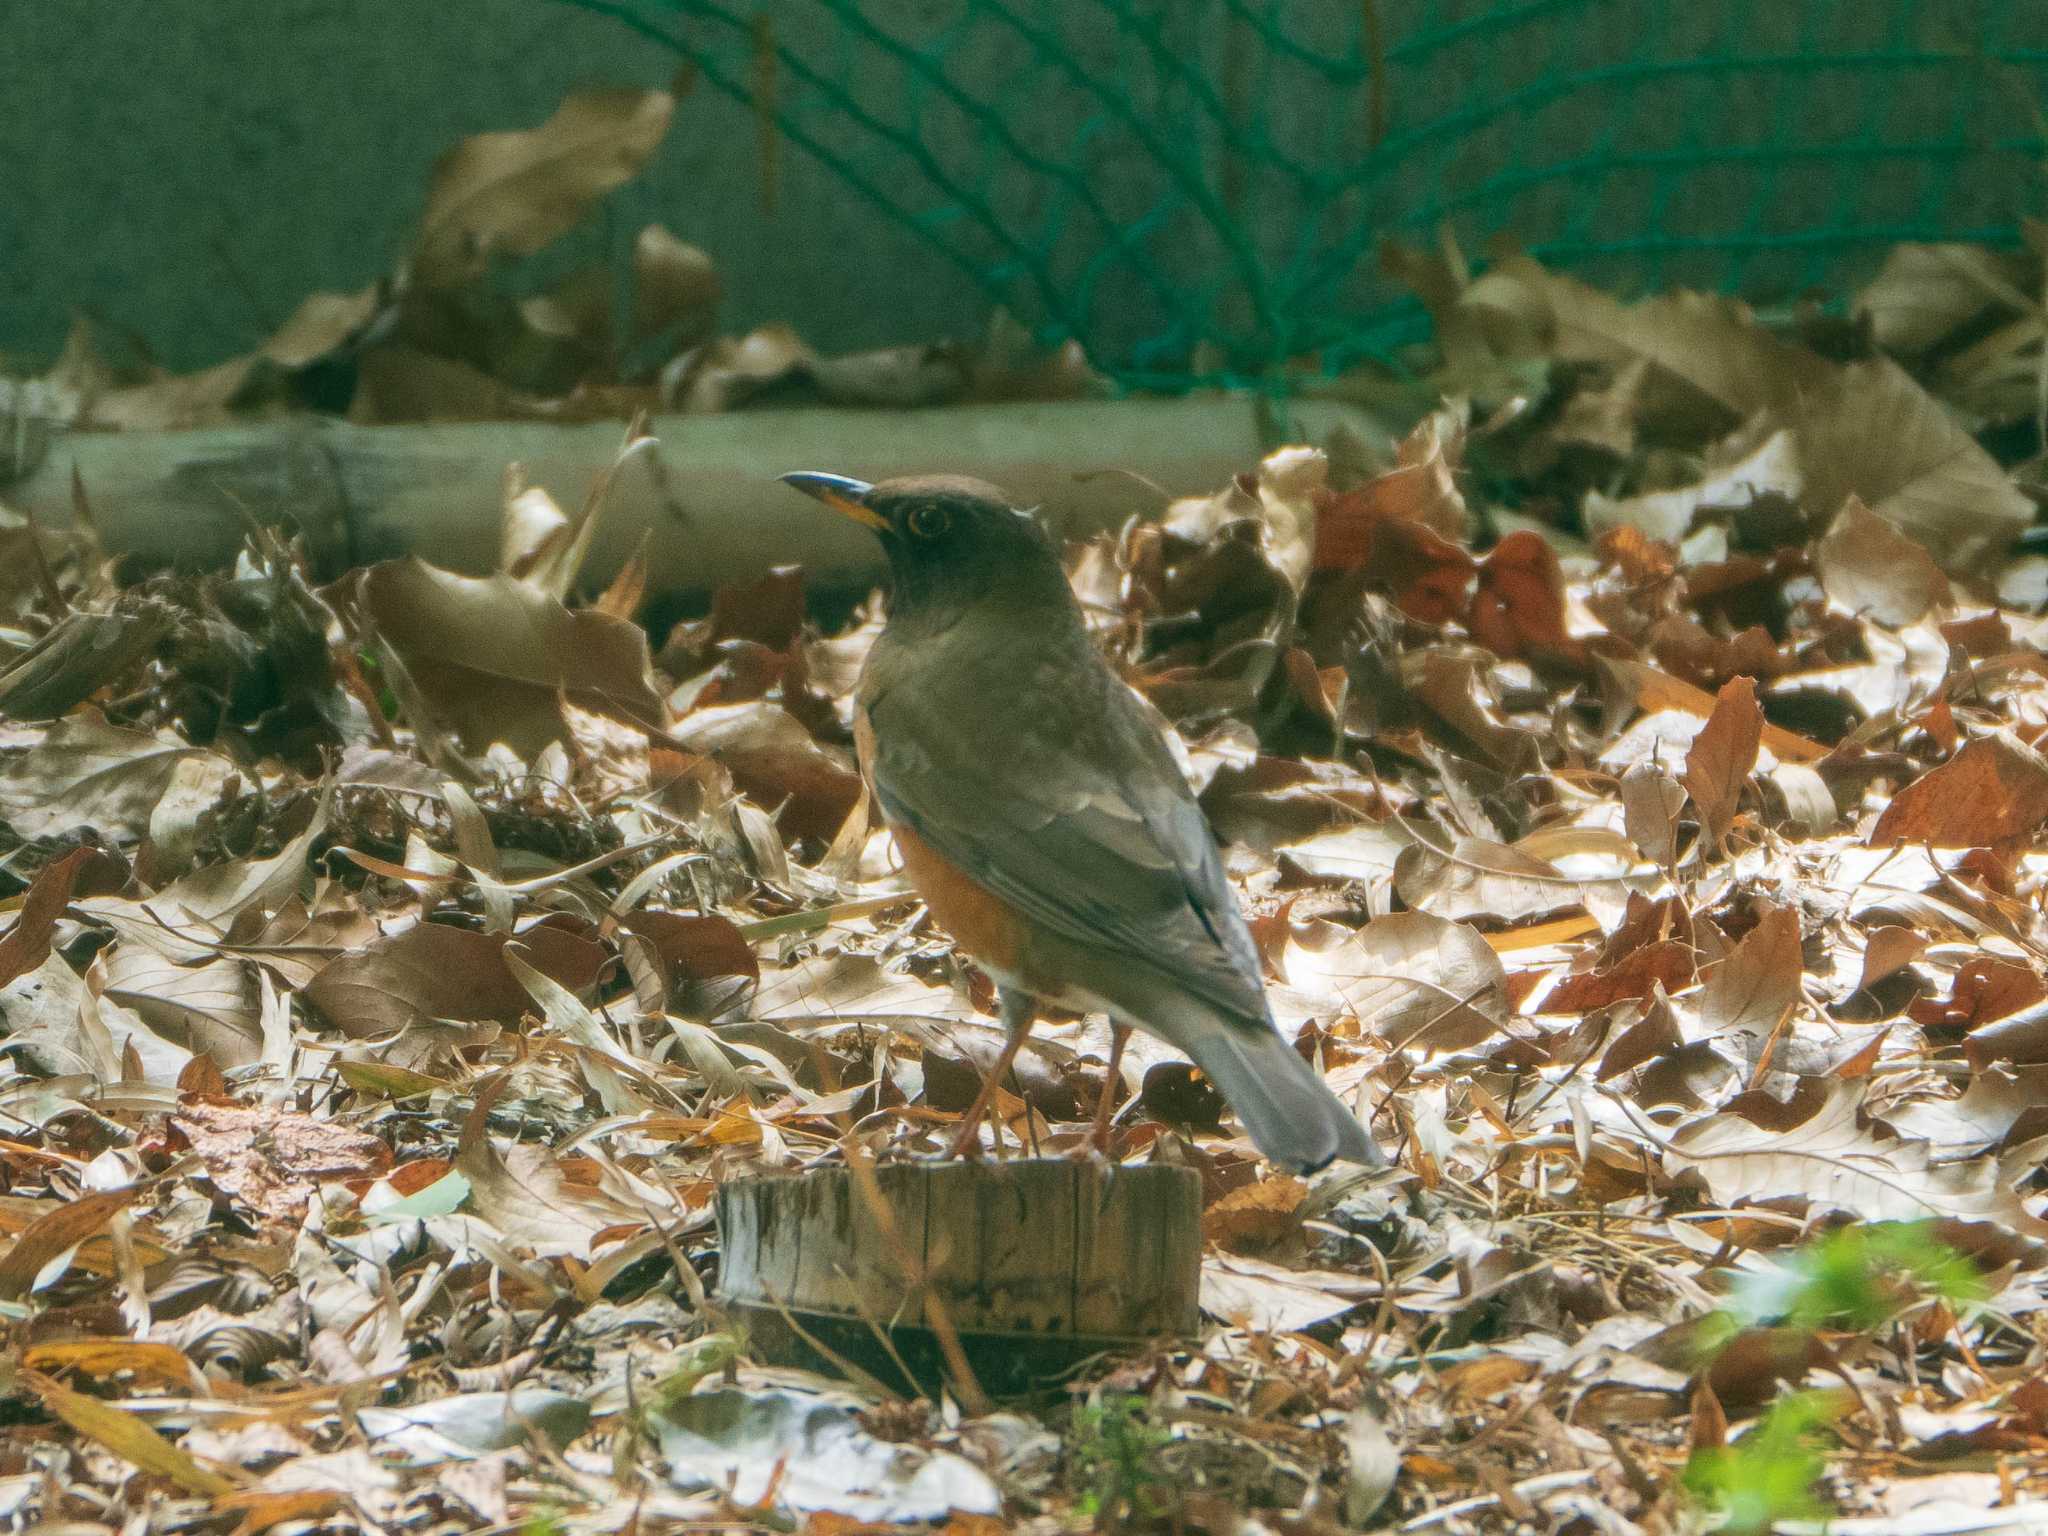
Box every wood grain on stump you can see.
[715,1159,1200,1398]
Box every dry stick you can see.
[827,1264,930,1400]
[841,1139,992,1416]
[752,1273,904,1402]
[1743,999,1801,1091]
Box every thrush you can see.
[781,471,1387,1174]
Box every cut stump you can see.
[715,1159,1201,1398]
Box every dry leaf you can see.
[1666,1080,2048,1232]
[356,558,669,755]
[1283,913,1508,1051]
[0,710,199,841]
[174,1102,391,1225]
[0,1185,143,1298]
[413,86,676,288]
[1681,675,1763,848]
[632,223,721,344]
[0,848,89,989]
[1793,357,2032,574]
[304,922,606,1042]
[1869,734,2048,848]
[26,1372,237,1496]
[1699,906,1802,1037]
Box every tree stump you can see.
[715,1159,1201,1399]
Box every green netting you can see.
[568,0,2046,389]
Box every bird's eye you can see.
[906,503,950,540]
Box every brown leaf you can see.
[1870,734,2048,848]
[1793,356,2032,574]
[1858,926,1931,994]
[1699,906,1802,1037]
[0,710,200,842]
[1814,495,1952,627]
[1913,956,2045,1033]
[632,223,720,344]
[25,1372,237,1496]
[355,558,669,756]
[174,1103,390,1225]
[1393,835,1578,924]
[0,1185,144,1298]
[1202,1176,1308,1252]
[0,604,174,722]
[413,86,676,289]
[97,949,263,1067]
[1585,425,1800,545]
[1856,242,2036,355]
[1282,913,1509,1052]
[1598,992,1684,1080]
[1666,1080,2047,1231]
[304,922,606,1041]
[1313,407,1469,569]
[454,1130,640,1262]
[669,701,863,843]
[1681,676,1763,848]
[1366,518,1476,625]
[1620,762,1686,866]
[1461,256,1830,423]
[1606,660,1825,764]
[0,848,88,989]
[618,911,759,986]
[1538,941,1695,1015]
[21,1339,198,1389]
[1469,531,1582,663]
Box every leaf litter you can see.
[6,93,2048,1536]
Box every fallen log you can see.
[8,399,1389,593]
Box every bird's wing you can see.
[864,648,1269,1023]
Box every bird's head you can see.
[780,471,1069,623]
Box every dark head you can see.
[780,471,1073,629]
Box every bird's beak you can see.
[779,471,886,530]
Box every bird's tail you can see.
[1178,1014,1387,1174]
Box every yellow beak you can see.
[779,471,886,530]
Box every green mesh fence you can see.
[570,0,2047,390]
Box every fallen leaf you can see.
[1681,675,1763,848]
[0,849,88,989]
[1283,913,1508,1051]
[304,922,606,1041]
[1699,906,1802,1037]
[355,558,669,755]
[669,701,863,842]
[1665,1080,2048,1232]
[0,711,199,841]
[1870,734,2048,848]
[632,223,720,345]
[0,1185,144,1298]
[174,1102,391,1225]
[25,1372,237,1496]
[1856,242,2036,355]
[1815,495,1953,626]
[1793,356,2033,573]
[647,1389,1000,1522]
[413,86,676,288]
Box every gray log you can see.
[11,399,1388,593]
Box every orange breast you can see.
[893,822,1032,983]
[857,706,1034,985]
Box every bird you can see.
[779,470,1388,1174]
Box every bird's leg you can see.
[942,988,1035,1161]
[1088,1021,1132,1156]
